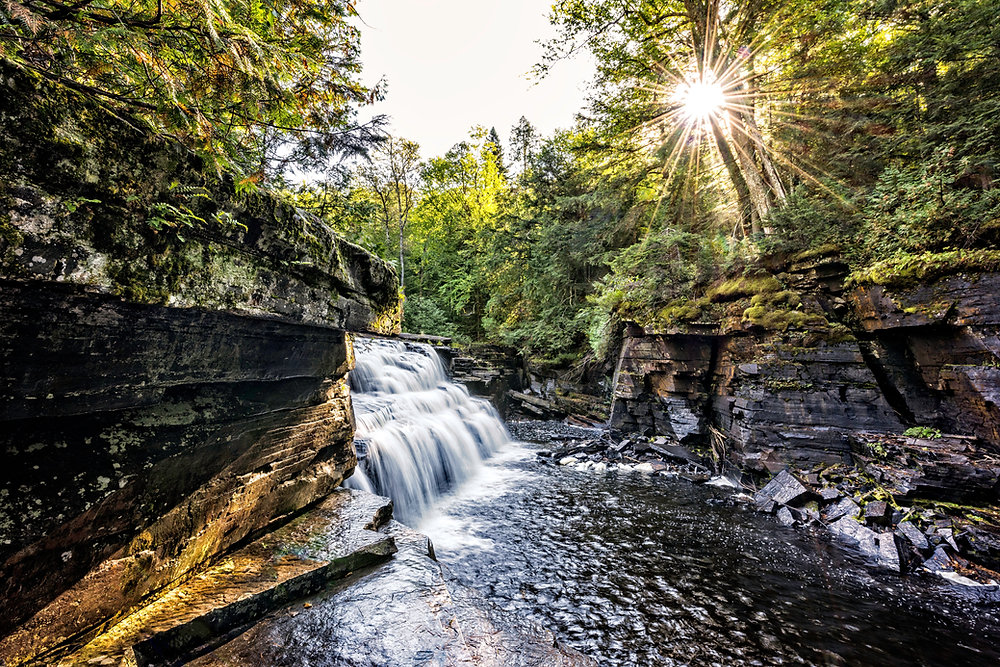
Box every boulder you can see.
[777,506,797,527]
[923,546,956,572]
[754,469,813,507]
[824,497,862,522]
[876,534,904,573]
[897,522,930,551]
[864,501,892,526]
[819,487,842,501]
[756,499,778,515]
[829,516,879,548]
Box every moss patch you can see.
[742,290,827,331]
[848,248,1000,289]
[706,274,782,303]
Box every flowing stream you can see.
[347,338,1000,666]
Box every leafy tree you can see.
[403,127,507,338]
[357,136,421,294]
[0,0,385,178]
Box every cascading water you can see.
[345,336,512,524]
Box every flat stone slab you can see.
[190,521,595,667]
[754,469,812,507]
[61,489,396,666]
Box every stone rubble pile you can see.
[752,467,1000,589]
[539,434,714,482]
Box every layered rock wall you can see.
[611,263,1000,469]
[0,61,399,663]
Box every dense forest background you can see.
[4,0,998,366]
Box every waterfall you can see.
[346,336,512,524]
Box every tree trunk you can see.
[710,117,754,235]
[398,216,405,296]
[729,115,772,234]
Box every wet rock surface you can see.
[191,520,593,667]
[748,459,1000,584]
[536,429,714,481]
[56,490,397,667]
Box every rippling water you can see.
[420,423,1000,667]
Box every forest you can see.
[4,0,998,363]
[309,0,1000,370]
[5,2,1000,664]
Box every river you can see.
[351,337,1000,666]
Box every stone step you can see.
[60,489,396,667]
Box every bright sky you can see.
[356,0,594,159]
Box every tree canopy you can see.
[0,0,385,178]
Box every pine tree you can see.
[486,127,506,175]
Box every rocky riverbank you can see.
[530,421,1000,590]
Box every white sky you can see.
[355,0,594,159]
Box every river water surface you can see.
[419,422,1000,667]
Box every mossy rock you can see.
[848,248,1000,289]
[706,274,782,303]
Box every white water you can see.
[345,336,513,524]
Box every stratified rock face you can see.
[0,61,400,662]
[610,269,1000,467]
[611,332,904,465]
[0,282,360,650]
[850,274,1000,445]
[0,60,401,333]
[710,337,904,465]
[609,335,714,441]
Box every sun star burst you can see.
[676,76,727,124]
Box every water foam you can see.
[345,336,512,524]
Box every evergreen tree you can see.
[486,126,506,174]
[0,0,385,178]
[509,116,538,178]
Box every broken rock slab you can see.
[824,497,862,522]
[754,469,814,507]
[897,522,930,551]
[829,517,903,571]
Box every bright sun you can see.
[677,77,727,124]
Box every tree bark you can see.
[710,117,754,235]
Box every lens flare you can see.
[677,77,726,123]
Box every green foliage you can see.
[758,187,860,258]
[865,440,889,459]
[903,426,943,440]
[402,295,461,339]
[316,0,1000,369]
[0,0,383,177]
